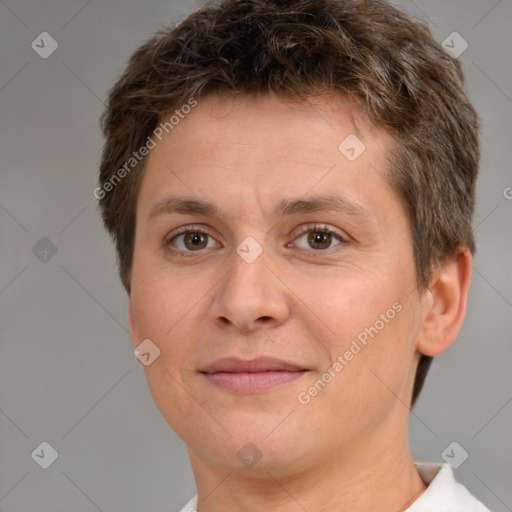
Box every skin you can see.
[128,93,473,511]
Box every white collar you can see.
[406,462,490,511]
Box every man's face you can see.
[129,94,425,472]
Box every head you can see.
[97,0,479,473]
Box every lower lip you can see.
[202,370,306,393]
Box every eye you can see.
[291,224,347,251]
[165,223,348,256]
[166,226,221,252]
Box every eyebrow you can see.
[148,195,374,226]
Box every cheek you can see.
[131,265,201,338]
[130,264,220,377]
[289,266,402,352]
[130,270,207,431]
[294,266,419,405]
[339,295,420,413]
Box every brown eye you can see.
[307,231,333,250]
[167,228,221,253]
[293,224,345,251]
[183,232,209,250]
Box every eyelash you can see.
[165,223,348,257]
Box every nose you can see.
[209,246,290,333]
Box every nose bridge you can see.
[210,241,289,331]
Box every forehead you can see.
[137,93,398,223]
[158,92,378,156]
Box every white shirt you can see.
[176,462,491,512]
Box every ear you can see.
[416,246,473,357]
[128,300,139,349]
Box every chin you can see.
[184,410,311,470]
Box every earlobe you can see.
[416,247,473,357]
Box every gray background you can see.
[0,0,511,511]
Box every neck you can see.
[188,420,427,512]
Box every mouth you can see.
[199,357,309,393]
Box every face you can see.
[128,94,425,474]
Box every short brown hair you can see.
[98,0,480,406]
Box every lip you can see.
[200,357,308,393]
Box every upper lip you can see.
[200,357,307,373]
